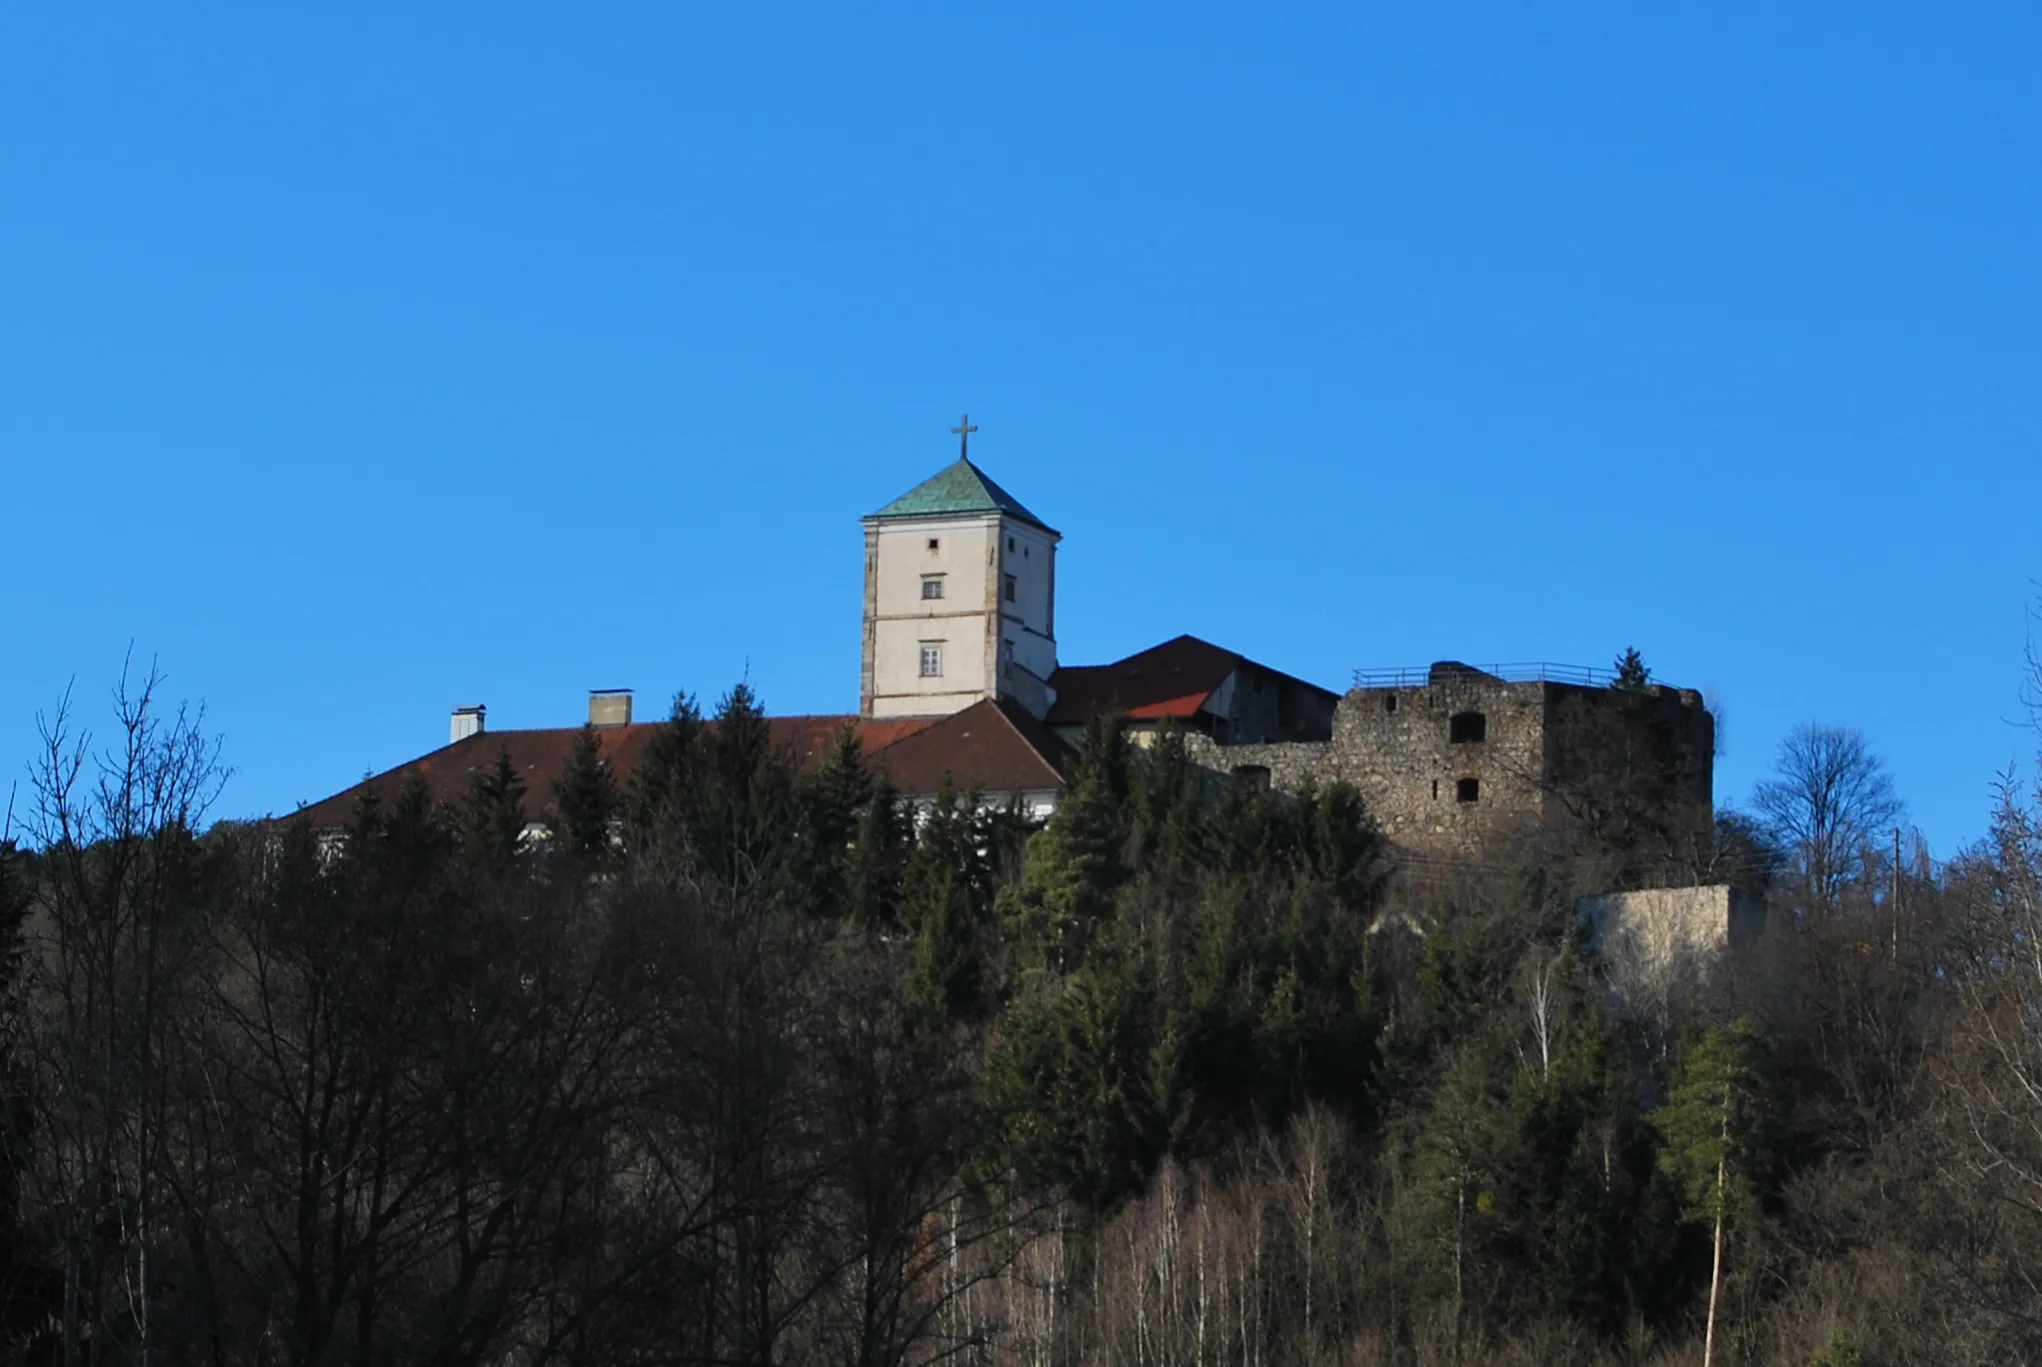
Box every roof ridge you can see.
[867,457,1056,533]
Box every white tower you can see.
[860,419,1060,719]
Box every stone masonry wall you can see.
[1186,667,1715,861]
[1330,673,1548,851]
[1181,734,1332,794]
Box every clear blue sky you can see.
[6,5,2039,857]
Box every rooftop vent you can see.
[589,689,633,728]
[451,704,486,744]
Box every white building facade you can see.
[860,457,1060,720]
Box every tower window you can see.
[1008,536,1015,551]
[1456,778,1480,803]
[1449,711,1487,744]
[927,537,940,552]
[1003,573,1017,603]
[919,646,943,678]
[921,576,944,600]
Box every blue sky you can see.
[5,5,2039,856]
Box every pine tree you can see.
[625,690,704,850]
[702,680,797,889]
[1128,724,1207,875]
[899,781,989,1018]
[798,724,873,917]
[1613,646,1652,691]
[1650,1020,1773,1367]
[461,747,529,868]
[1297,782,1384,911]
[1004,716,1130,971]
[549,723,619,864]
[843,779,910,928]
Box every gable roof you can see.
[292,715,936,830]
[289,703,1070,831]
[865,699,1070,796]
[1046,634,1248,726]
[867,458,1056,534]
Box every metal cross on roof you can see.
[951,414,978,461]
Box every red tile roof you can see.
[293,714,935,829]
[1046,635,1246,727]
[865,699,1070,797]
[289,704,1070,830]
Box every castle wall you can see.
[1331,675,1548,850]
[1181,735,1331,793]
[1578,884,1764,1020]
[1186,669,1716,861]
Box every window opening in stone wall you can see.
[1456,777,1480,803]
[920,646,943,678]
[1003,573,1017,602]
[921,576,944,600]
[1233,764,1271,794]
[1432,779,1439,800]
[1449,711,1487,744]
[927,537,940,552]
[1386,694,1398,713]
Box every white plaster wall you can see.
[865,512,1060,718]
[867,516,995,716]
[995,520,1058,687]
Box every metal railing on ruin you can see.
[1349,662,1619,690]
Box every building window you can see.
[920,646,943,678]
[927,537,940,552]
[1385,694,1398,713]
[1003,573,1017,602]
[1456,777,1480,803]
[1449,711,1487,744]
[921,576,944,600]
[1007,536,1015,551]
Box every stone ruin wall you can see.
[1187,672,1715,860]
[1329,676,1548,852]
[1184,673,1549,853]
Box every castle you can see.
[299,436,1716,869]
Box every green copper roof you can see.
[867,458,1056,533]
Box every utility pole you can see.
[1890,827,1902,961]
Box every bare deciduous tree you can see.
[1752,724,1903,912]
[15,662,224,1367]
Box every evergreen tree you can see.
[1296,782,1385,911]
[981,933,1162,1208]
[899,781,991,1018]
[843,779,910,928]
[701,680,798,890]
[625,690,704,852]
[1004,716,1130,971]
[460,747,529,868]
[549,723,619,864]
[798,724,873,917]
[1613,646,1652,690]
[1651,1020,1775,1367]
[1128,724,1207,875]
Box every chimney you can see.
[588,689,633,728]
[451,704,486,744]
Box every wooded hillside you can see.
[3,668,2039,1366]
